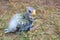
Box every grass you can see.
[0,0,60,40]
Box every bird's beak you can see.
[32,10,36,16]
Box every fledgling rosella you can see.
[4,7,36,33]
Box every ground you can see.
[0,0,60,40]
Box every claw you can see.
[4,29,10,33]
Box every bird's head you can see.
[26,7,36,17]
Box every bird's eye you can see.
[29,10,31,13]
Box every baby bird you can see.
[4,7,36,33]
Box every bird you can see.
[4,7,36,33]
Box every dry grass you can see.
[0,0,60,40]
